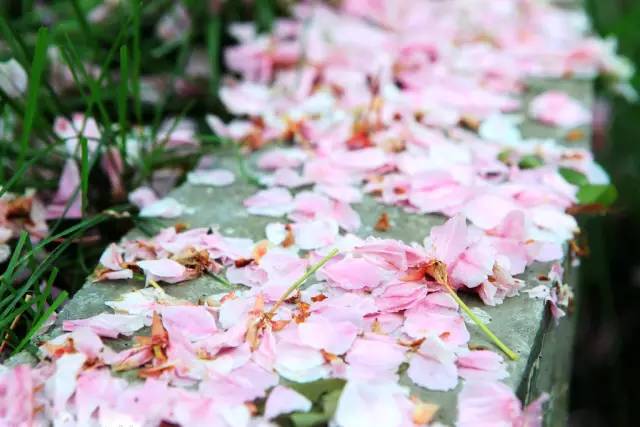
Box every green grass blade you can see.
[0,16,29,65]
[207,16,222,96]
[256,0,274,33]
[61,35,113,129]
[13,290,68,354]
[18,27,49,168]
[0,232,28,291]
[80,136,89,215]
[118,45,129,152]
[69,0,95,48]
[132,0,142,122]
[0,142,58,198]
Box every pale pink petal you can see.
[257,148,307,170]
[457,350,508,381]
[99,243,124,271]
[137,258,187,283]
[320,256,385,290]
[373,281,427,313]
[274,342,330,383]
[267,167,310,188]
[425,215,468,265]
[63,313,146,338]
[407,338,458,391]
[0,365,34,425]
[139,197,194,218]
[331,200,361,232]
[330,148,388,171]
[291,219,339,250]
[160,305,217,341]
[244,187,294,217]
[102,269,134,280]
[46,159,82,219]
[264,386,312,420]
[354,238,424,271]
[529,91,591,128]
[464,194,519,230]
[187,169,235,187]
[315,184,363,204]
[298,315,359,355]
[129,186,158,209]
[335,381,407,427]
[517,393,549,427]
[0,58,27,97]
[403,293,470,346]
[45,353,87,413]
[345,335,406,381]
[457,380,523,427]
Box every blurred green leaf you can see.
[286,378,346,402]
[577,184,618,206]
[518,154,544,169]
[289,412,328,427]
[559,167,589,187]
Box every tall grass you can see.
[0,0,278,358]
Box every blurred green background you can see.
[571,1,640,425]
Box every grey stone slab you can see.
[8,77,592,426]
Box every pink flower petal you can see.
[320,256,385,290]
[244,187,294,217]
[137,258,187,283]
[298,315,359,355]
[63,313,146,338]
[529,91,591,128]
[407,338,458,391]
[264,386,312,420]
[46,159,82,219]
[187,169,235,187]
[129,186,159,209]
[160,305,217,341]
[457,350,508,381]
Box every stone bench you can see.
[7,75,592,425]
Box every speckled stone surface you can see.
[8,77,592,426]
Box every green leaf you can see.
[497,149,512,164]
[559,167,589,186]
[577,184,618,206]
[289,412,330,427]
[256,0,275,33]
[518,154,544,169]
[321,388,342,417]
[286,378,346,402]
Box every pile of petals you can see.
[203,0,618,310]
[1,219,548,426]
[94,211,546,307]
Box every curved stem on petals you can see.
[443,281,519,361]
[267,248,339,318]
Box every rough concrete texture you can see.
[10,78,592,426]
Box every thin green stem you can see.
[267,249,339,317]
[443,282,519,360]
